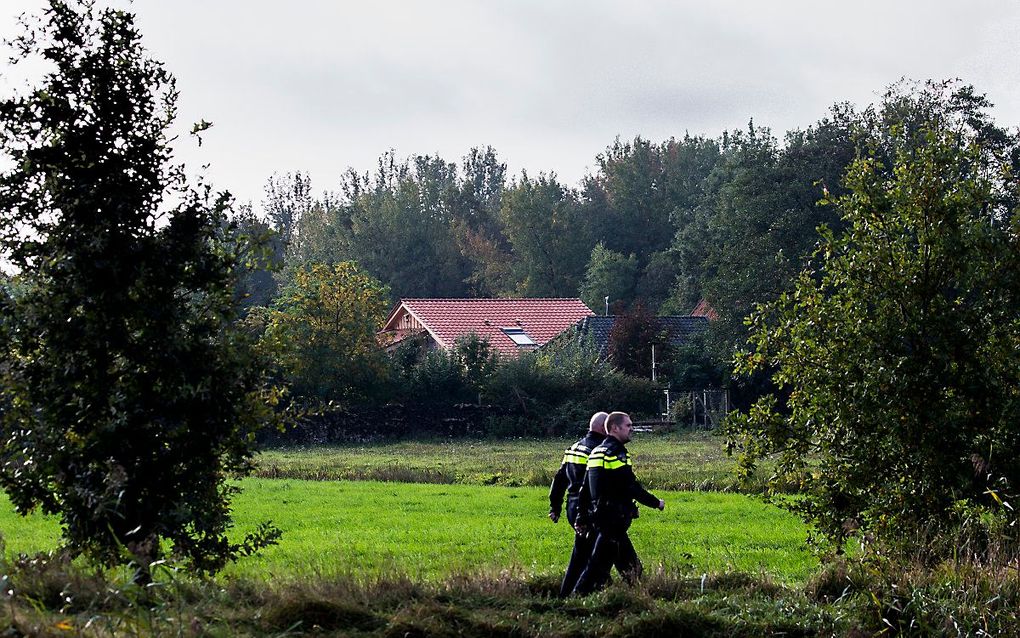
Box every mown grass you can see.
[2,479,816,582]
[254,429,765,491]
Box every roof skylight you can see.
[500,327,536,347]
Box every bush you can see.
[728,82,1020,558]
[268,332,664,441]
[388,332,500,409]
[482,338,660,436]
[668,393,694,426]
[262,262,391,403]
[401,349,475,406]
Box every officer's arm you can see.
[548,463,568,520]
[625,467,662,509]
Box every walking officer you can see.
[572,411,664,595]
[548,411,608,597]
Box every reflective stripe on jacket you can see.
[580,436,659,524]
[548,431,606,517]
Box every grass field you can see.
[1,479,816,582]
[254,429,765,491]
[10,440,1009,636]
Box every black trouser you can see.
[560,528,596,597]
[571,517,642,595]
[559,499,592,597]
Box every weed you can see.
[0,553,855,637]
[262,597,384,633]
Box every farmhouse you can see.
[378,298,596,357]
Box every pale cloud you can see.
[1,0,1018,207]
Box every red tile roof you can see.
[691,299,719,321]
[381,298,595,357]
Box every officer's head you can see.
[605,412,633,443]
[588,411,609,435]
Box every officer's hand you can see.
[657,499,665,511]
[549,510,560,523]
[573,522,588,536]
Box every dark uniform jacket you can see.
[578,436,659,530]
[548,431,606,525]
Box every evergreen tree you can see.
[0,1,280,573]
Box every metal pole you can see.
[703,389,708,429]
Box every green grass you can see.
[2,479,815,582]
[254,429,761,491]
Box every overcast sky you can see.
[2,1,1019,210]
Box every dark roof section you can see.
[574,315,709,356]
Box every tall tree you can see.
[342,152,470,299]
[579,242,638,312]
[451,147,513,296]
[584,137,674,260]
[231,202,281,310]
[670,115,857,362]
[263,171,313,250]
[585,134,721,311]
[500,173,594,296]
[729,88,1020,556]
[0,1,279,573]
[263,262,390,403]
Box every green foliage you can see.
[387,332,500,408]
[666,333,726,391]
[342,154,471,299]
[670,116,858,365]
[262,147,514,301]
[230,202,282,311]
[397,347,474,407]
[728,85,1020,558]
[453,332,500,397]
[263,262,390,403]
[579,242,639,311]
[607,302,667,378]
[584,136,721,273]
[0,1,280,573]
[263,171,313,250]
[450,147,513,296]
[499,173,595,296]
[485,338,661,435]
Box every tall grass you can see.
[5,545,1016,636]
[254,430,775,491]
[0,550,850,637]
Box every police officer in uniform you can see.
[548,411,608,597]
[573,411,664,595]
